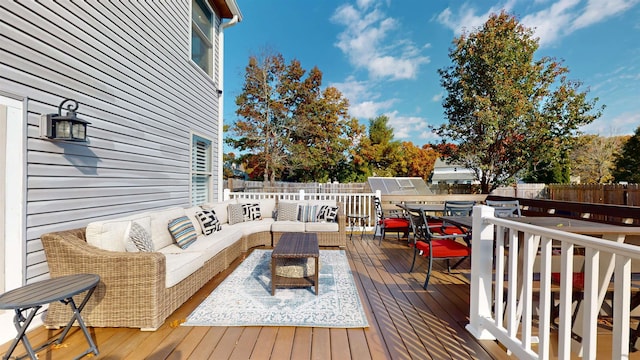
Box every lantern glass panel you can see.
[55,120,71,139]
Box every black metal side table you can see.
[347,214,369,242]
[0,273,100,360]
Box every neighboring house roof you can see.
[431,158,477,183]
[210,0,243,20]
[368,177,434,195]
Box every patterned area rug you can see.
[183,249,369,328]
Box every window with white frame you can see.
[191,0,214,77]
[191,134,213,205]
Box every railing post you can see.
[299,189,305,201]
[223,188,230,201]
[466,205,497,340]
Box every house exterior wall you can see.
[0,0,229,290]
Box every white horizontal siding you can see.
[0,0,224,282]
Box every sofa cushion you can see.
[271,220,306,232]
[162,252,205,288]
[150,207,186,250]
[202,199,236,224]
[86,218,135,252]
[196,209,222,235]
[277,202,300,221]
[186,226,243,260]
[168,216,198,249]
[231,218,274,236]
[184,206,204,236]
[305,221,339,232]
[124,221,154,252]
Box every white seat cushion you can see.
[185,226,243,260]
[231,218,274,236]
[271,221,306,232]
[162,252,205,288]
[305,222,339,232]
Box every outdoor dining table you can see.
[396,203,445,214]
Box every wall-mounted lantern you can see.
[41,98,90,142]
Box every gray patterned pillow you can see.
[277,202,299,221]
[228,203,245,225]
[127,222,154,252]
[196,210,221,235]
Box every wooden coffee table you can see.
[271,233,319,295]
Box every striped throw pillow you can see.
[299,204,319,222]
[168,216,197,249]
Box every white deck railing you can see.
[466,205,640,359]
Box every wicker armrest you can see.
[336,202,347,235]
[41,229,167,329]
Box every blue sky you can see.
[223,0,640,147]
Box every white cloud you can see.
[437,0,640,47]
[331,76,396,120]
[331,1,429,80]
[436,1,517,36]
[572,0,640,31]
[582,112,640,136]
[383,110,440,143]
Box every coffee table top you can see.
[272,233,319,258]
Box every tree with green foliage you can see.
[612,127,640,183]
[352,115,402,178]
[227,51,359,183]
[434,11,603,193]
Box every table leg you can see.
[349,218,355,243]
[314,256,319,295]
[58,286,99,358]
[271,257,276,295]
[4,307,40,360]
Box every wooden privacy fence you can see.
[550,183,640,206]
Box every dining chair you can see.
[373,197,410,245]
[485,199,521,217]
[443,201,475,216]
[408,208,471,289]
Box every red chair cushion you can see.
[434,225,467,236]
[383,217,410,230]
[415,240,471,258]
[551,272,585,289]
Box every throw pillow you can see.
[126,221,154,252]
[242,203,261,221]
[299,204,319,222]
[228,203,245,225]
[277,202,299,221]
[168,216,197,249]
[196,210,221,235]
[317,205,339,222]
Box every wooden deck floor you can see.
[1,235,635,359]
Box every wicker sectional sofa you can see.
[41,198,346,331]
